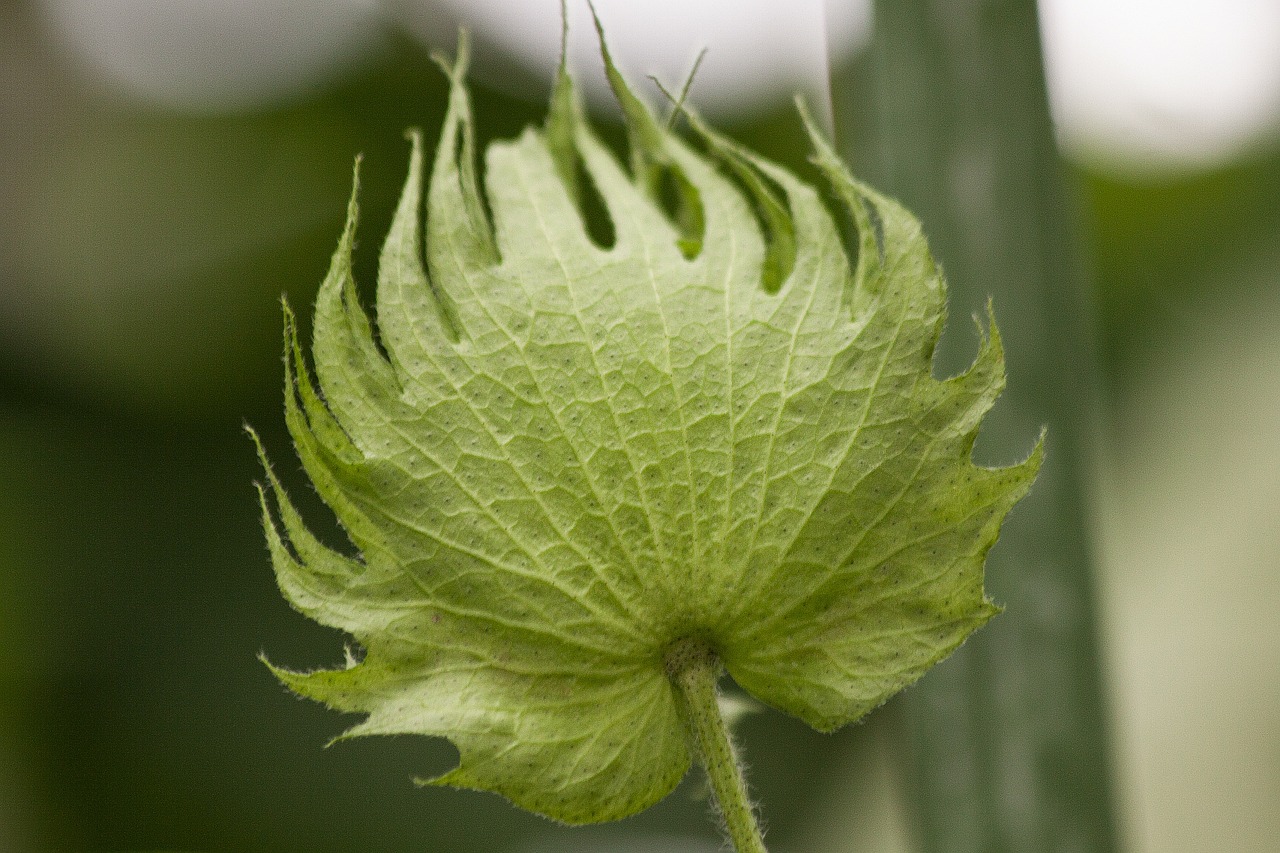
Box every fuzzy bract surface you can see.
[257,37,1041,824]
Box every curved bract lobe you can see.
[256,29,1042,824]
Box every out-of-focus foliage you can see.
[1084,148,1280,374]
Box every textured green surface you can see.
[257,37,1040,825]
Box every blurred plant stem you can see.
[832,2,1122,851]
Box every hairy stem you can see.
[666,639,767,853]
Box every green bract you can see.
[256,34,1040,825]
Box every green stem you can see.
[836,4,1122,851]
[666,639,767,853]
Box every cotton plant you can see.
[252,19,1040,853]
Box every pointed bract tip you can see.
[796,95,840,165]
[585,0,605,42]
[558,0,569,74]
[586,0,619,88]
[340,157,362,246]
[245,423,270,465]
[430,26,472,81]
[1033,425,1049,460]
[583,0,662,146]
[550,0,576,113]
[649,47,708,130]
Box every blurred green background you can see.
[2,1,1278,851]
